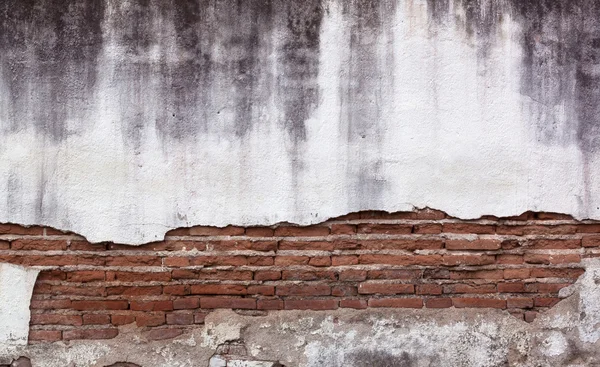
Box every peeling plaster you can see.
[0,264,39,347]
[1,0,600,244]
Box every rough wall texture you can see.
[0,210,595,343]
[2,211,600,365]
[1,0,600,244]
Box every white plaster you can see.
[0,264,39,346]
[0,1,598,244]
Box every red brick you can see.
[107,286,162,297]
[332,256,359,266]
[332,285,358,297]
[190,284,247,295]
[504,269,531,279]
[284,299,338,310]
[534,297,561,307]
[416,284,443,295]
[360,239,444,251]
[254,271,281,281]
[274,256,310,266]
[210,240,277,252]
[28,330,62,342]
[69,241,107,251]
[172,269,253,280]
[30,299,72,309]
[274,225,330,237]
[63,328,118,340]
[282,270,336,281]
[167,313,194,325]
[415,209,447,219]
[257,299,283,310]
[443,255,495,266]
[445,239,501,251]
[528,239,581,249]
[136,313,165,327]
[83,314,110,325]
[309,256,331,267]
[276,285,331,296]
[279,241,334,251]
[189,225,245,236]
[525,283,572,293]
[164,257,190,267]
[145,328,183,341]
[0,241,9,250]
[105,256,161,266]
[413,224,442,234]
[583,236,600,247]
[72,300,129,311]
[443,223,495,234]
[0,224,44,235]
[194,312,209,324]
[452,298,506,309]
[107,272,171,282]
[330,224,356,235]
[30,314,82,326]
[173,297,200,310]
[498,282,527,293]
[497,255,524,264]
[11,239,67,251]
[497,225,577,235]
[358,283,414,295]
[247,285,275,296]
[339,270,367,281]
[163,285,189,296]
[577,224,600,233]
[340,299,368,309]
[443,283,496,294]
[48,285,105,297]
[367,270,422,280]
[191,256,247,266]
[425,298,452,308]
[450,270,503,280]
[357,224,413,234]
[245,227,274,237]
[37,270,67,281]
[130,300,173,311]
[529,268,585,279]
[200,297,256,309]
[248,257,274,266]
[368,298,423,308]
[507,298,533,308]
[111,314,135,326]
[66,271,105,283]
[359,254,443,266]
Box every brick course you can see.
[4,209,595,342]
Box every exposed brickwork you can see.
[0,210,597,343]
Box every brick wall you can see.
[0,209,597,343]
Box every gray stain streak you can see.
[0,0,104,141]
[427,0,600,155]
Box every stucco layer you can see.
[1,0,600,244]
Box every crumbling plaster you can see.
[1,0,600,244]
[3,259,600,366]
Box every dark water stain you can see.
[276,0,323,143]
[0,0,104,141]
[427,0,600,155]
[339,0,395,208]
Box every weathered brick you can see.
[166,313,194,325]
[111,314,135,326]
[28,330,62,342]
[66,271,105,283]
[339,299,368,309]
[357,224,413,234]
[30,314,82,326]
[173,297,200,310]
[189,225,245,236]
[83,314,110,325]
[257,299,283,310]
[274,256,310,266]
[200,297,256,309]
[507,298,534,309]
[254,270,281,281]
[274,225,330,237]
[72,300,129,311]
[443,283,496,294]
[279,241,333,251]
[445,239,501,251]
[425,298,452,308]
[332,256,359,266]
[309,256,331,267]
[130,300,173,311]
[11,239,68,251]
[276,285,331,296]
[358,283,414,295]
[443,223,495,234]
[367,270,422,280]
[145,328,183,341]
[452,298,506,309]
[136,313,165,327]
[416,284,443,295]
[282,270,336,281]
[190,284,247,295]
